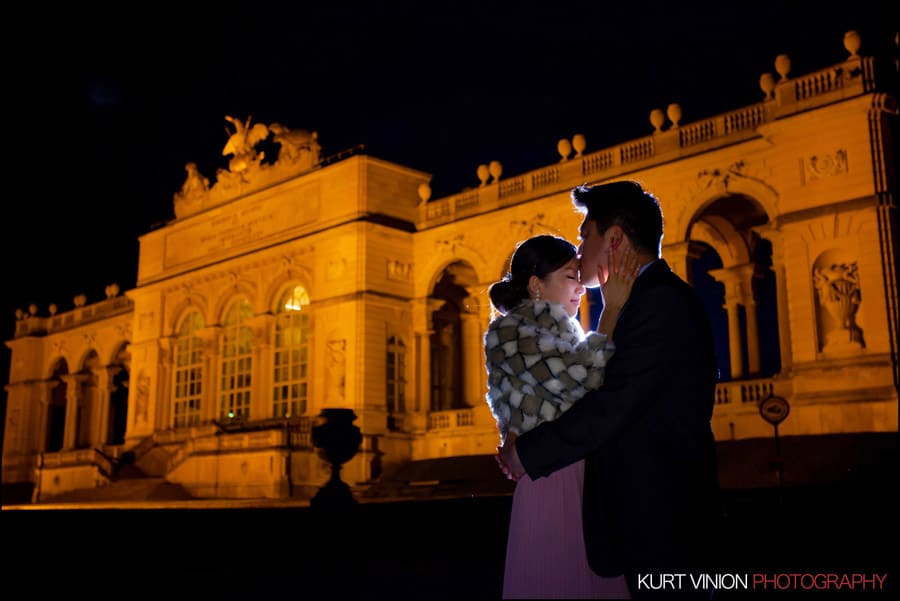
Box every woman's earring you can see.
[535,289,541,301]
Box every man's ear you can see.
[608,225,624,250]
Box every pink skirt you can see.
[502,459,631,599]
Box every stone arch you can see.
[168,292,209,336]
[214,290,255,325]
[690,216,751,268]
[170,304,207,337]
[683,193,781,381]
[267,278,314,315]
[416,246,485,299]
[77,347,103,373]
[45,353,71,381]
[674,177,779,243]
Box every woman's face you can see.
[533,257,585,317]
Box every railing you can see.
[715,377,775,405]
[162,417,315,472]
[14,295,133,338]
[427,408,476,430]
[37,447,114,479]
[418,54,880,229]
[498,177,527,199]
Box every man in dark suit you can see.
[497,180,723,599]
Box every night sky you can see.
[2,1,896,390]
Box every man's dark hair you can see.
[571,180,663,257]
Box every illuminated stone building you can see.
[3,31,897,503]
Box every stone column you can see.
[414,331,430,414]
[460,309,482,407]
[248,313,275,420]
[39,380,57,452]
[409,298,440,431]
[91,366,112,446]
[733,264,761,375]
[663,240,706,285]
[755,225,791,373]
[59,374,87,450]
[198,326,222,424]
[157,337,174,429]
[708,268,744,379]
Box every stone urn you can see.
[311,408,362,508]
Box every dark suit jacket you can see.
[517,259,722,588]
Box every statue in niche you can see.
[325,339,347,403]
[135,371,151,423]
[813,261,865,351]
[269,123,322,167]
[222,115,269,176]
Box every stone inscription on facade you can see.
[164,182,321,268]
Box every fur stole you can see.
[484,299,614,440]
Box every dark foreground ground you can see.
[3,433,896,599]
[2,483,895,600]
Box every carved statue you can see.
[222,115,269,175]
[813,261,865,350]
[174,162,209,202]
[269,123,321,166]
[135,371,151,423]
[326,339,347,402]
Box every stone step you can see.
[38,477,194,504]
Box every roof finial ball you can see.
[557,138,573,162]
[477,164,490,187]
[843,30,861,59]
[417,181,432,203]
[666,103,682,128]
[650,108,666,133]
[489,160,503,183]
[759,73,776,100]
[775,54,791,81]
[572,134,586,157]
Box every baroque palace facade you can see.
[4,31,897,503]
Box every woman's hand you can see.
[600,245,640,311]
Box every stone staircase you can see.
[35,462,194,504]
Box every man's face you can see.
[577,218,612,288]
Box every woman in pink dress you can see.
[484,234,636,599]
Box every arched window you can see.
[386,335,407,429]
[220,298,253,421]
[173,311,205,428]
[273,285,310,418]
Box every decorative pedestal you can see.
[310,408,362,509]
